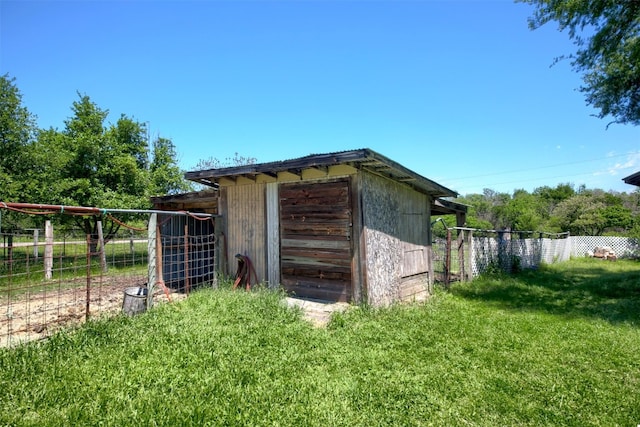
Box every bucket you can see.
[122,286,148,316]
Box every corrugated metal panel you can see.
[185,148,457,198]
[266,182,280,288]
[225,183,266,283]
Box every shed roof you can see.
[185,148,458,198]
[150,189,219,214]
[432,197,468,216]
[623,170,640,187]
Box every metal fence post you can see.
[85,232,91,322]
[445,228,451,289]
[184,223,190,295]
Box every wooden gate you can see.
[279,178,353,302]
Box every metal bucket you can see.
[122,286,148,316]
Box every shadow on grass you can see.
[450,258,640,325]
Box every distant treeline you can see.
[440,184,640,237]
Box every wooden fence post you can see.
[96,220,107,273]
[457,229,465,282]
[465,230,473,281]
[147,214,157,309]
[33,229,39,260]
[44,221,53,280]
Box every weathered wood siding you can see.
[151,190,218,214]
[279,178,353,302]
[266,182,280,288]
[361,172,431,306]
[221,183,266,283]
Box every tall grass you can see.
[1,258,639,426]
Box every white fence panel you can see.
[467,234,637,279]
[569,236,640,258]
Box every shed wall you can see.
[361,172,431,306]
[221,183,266,283]
[279,178,353,302]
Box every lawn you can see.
[1,258,639,426]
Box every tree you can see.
[194,152,257,170]
[550,190,633,235]
[36,94,153,243]
[0,74,37,202]
[28,128,70,203]
[457,183,637,235]
[56,95,149,208]
[533,183,575,209]
[501,189,542,231]
[150,137,193,195]
[191,152,258,191]
[521,0,640,125]
[110,114,149,170]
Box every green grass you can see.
[1,258,639,426]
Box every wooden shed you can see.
[176,148,464,306]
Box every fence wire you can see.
[433,228,640,287]
[469,233,571,275]
[433,229,578,285]
[1,207,216,348]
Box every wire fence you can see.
[0,204,216,348]
[432,228,640,286]
[4,201,638,347]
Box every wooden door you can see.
[279,179,352,302]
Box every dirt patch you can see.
[1,275,187,348]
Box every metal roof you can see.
[184,148,458,198]
[623,170,640,187]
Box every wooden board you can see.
[279,179,352,302]
[399,273,429,301]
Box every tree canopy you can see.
[0,75,193,234]
[194,152,258,171]
[0,74,37,201]
[151,137,193,195]
[452,183,639,237]
[521,0,640,126]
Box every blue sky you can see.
[2,0,638,196]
